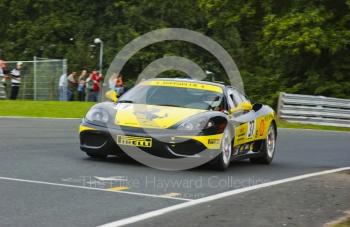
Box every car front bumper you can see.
[79,122,223,158]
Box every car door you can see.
[227,89,256,151]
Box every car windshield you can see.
[119,84,224,110]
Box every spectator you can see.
[108,73,118,90]
[77,69,87,101]
[58,72,68,101]
[0,60,6,76]
[0,60,8,83]
[67,71,77,101]
[9,62,23,100]
[86,70,102,102]
[115,74,124,97]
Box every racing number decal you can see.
[247,120,255,138]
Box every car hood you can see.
[115,103,206,129]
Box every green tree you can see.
[0,0,349,105]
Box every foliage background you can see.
[0,0,349,107]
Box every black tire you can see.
[250,124,276,164]
[85,152,108,159]
[211,129,233,171]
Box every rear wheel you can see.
[250,124,276,164]
[85,152,108,159]
[212,129,232,171]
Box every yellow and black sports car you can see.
[79,78,277,170]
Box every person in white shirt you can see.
[58,73,68,101]
[10,62,23,100]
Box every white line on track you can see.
[98,167,350,227]
[0,176,191,202]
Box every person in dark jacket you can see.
[77,69,88,101]
[67,71,77,101]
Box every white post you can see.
[94,38,103,75]
[99,41,103,75]
[63,59,67,75]
[33,56,37,100]
[62,59,67,101]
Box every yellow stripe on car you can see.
[79,125,96,133]
[178,133,223,149]
[141,80,223,93]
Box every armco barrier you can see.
[277,92,350,128]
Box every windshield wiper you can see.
[118,100,133,103]
[158,104,182,108]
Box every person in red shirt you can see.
[86,70,102,102]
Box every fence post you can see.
[62,59,68,101]
[33,56,37,100]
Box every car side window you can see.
[232,90,243,104]
[230,94,238,106]
[226,89,236,109]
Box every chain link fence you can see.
[2,57,67,100]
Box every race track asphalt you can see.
[0,118,349,227]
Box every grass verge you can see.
[0,100,95,118]
[326,212,350,227]
[277,119,350,132]
[332,216,350,227]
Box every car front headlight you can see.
[176,115,227,135]
[85,108,109,123]
[177,117,214,131]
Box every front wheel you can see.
[211,129,232,171]
[250,124,276,164]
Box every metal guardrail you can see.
[277,92,350,128]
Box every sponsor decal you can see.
[208,139,220,145]
[259,120,265,136]
[143,80,223,93]
[117,135,152,148]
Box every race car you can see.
[79,78,277,170]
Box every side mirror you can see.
[241,101,253,111]
[228,101,253,114]
[105,90,118,102]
